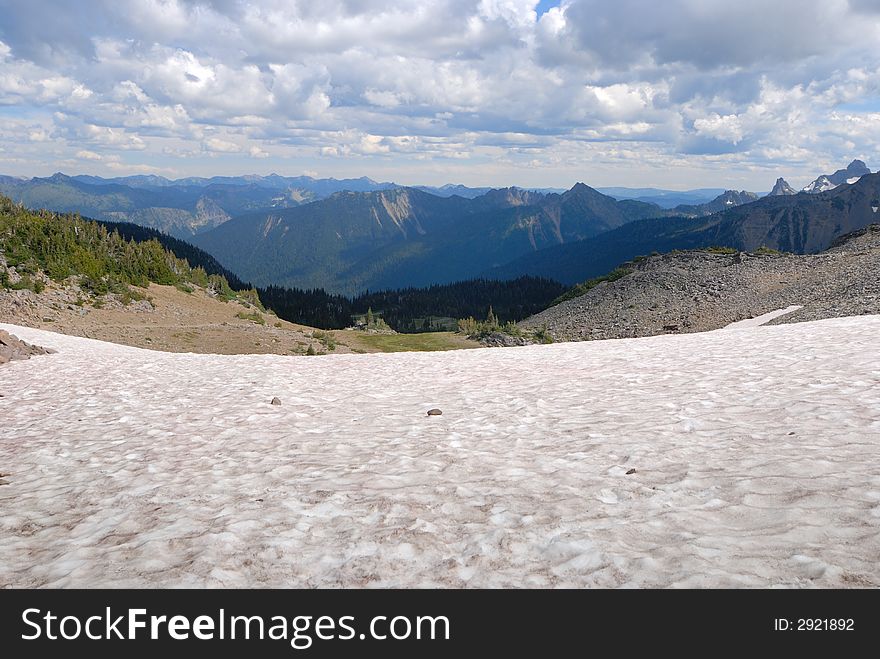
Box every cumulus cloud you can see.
[0,0,877,186]
[75,150,103,161]
[202,137,241,153]
[562,0,867,71]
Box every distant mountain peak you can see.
[671,189,758,216]
[769,178,796,196]
[803,159,872,193]
[803,175,835,194]
[847,159,869,172]
[479,186,544,207]
[562,182,607,201]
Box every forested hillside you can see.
[0,195,253,302]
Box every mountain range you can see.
[597,187,727,208]
[2,160,876,296]
[488,172,880,285]
[189,180,829,295]
[192,183,661,295]
[0,173,397,238]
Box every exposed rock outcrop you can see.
[0,330,54,364]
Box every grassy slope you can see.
[349,332,480,353]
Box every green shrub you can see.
[9,274,45,293]
[457,307,521,339]
[532,325,553,344]
[237,288,265,311]
[236,311,265,325]
[117,287,147,306]
[312,330,337,351]
[551,267,631,306]
[190,266,210,288]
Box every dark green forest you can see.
[354,277,565,331]
[96,219,251,290]
[260,276,565,331]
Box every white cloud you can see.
[693,114,746,145]
[203,137,241,153]
[0,1,878,187]
[75,149,103,160]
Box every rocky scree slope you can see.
[521,225,880,342]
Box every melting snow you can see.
[723,306,802,329]
[1,318,879,588]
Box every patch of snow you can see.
[1,317,879,588]
[722,305,803,329]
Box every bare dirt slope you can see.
[0,282,361,356]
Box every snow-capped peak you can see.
[802,159,872,194]
[802,175,836,194]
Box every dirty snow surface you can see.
[1,317,879,588]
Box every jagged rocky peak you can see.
[769,178,796,196]
[836,159,871,183]
[803,160,872,193]
[482,186,542,206]
[802,175,835,194]
[717,190,759,205]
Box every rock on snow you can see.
[1,318,879,588]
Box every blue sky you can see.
[535,1,559,17]
[0,0,879,190]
